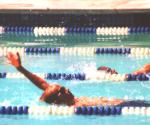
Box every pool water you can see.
[0,34,150,125]
[1,33,150,47]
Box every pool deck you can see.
[0,0,150,10]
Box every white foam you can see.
[0,100,11,106]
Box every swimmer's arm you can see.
[132,64,150,75]
[132,70,145,75]
[132,68,146,75]
[7,52,49,90]
[17,66,49,90]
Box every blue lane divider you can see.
[75,106,121,115]
[95,48,131,54]
[25,47,60,54]
[126,74,150,81]
[129,27,150,34]
[0,106,28,115]
[0,105,150,116]
[2,47,150,56]
[46,73,86,80]
[2,26,150,35]
[24,47,131,55]
[4,26,34,33]
[0,72,86,80]
[1,72,150,81]
[66,27,96,34]
[0,72,6,78]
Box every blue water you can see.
[1,34,150,125]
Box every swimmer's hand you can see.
[6,52,21,68]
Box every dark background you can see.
[0,9,149,27]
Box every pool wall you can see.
[0,9,150,26]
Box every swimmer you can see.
[97,64,150,75]
[97,66,118,74]
[6,52,150,107]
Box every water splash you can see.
[0,100,11,106]
[67,61,97,73]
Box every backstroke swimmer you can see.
[6,52,150,107]
[97,64,150,75]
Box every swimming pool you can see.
[0,9,150,125]
[0,30,150,125]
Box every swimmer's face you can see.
[55,87,75,106]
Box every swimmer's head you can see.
[111,69,118,74]
[45,87,75,106]
[97,66,118,74]
[56,87,75,106]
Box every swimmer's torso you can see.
[73,97,124,106]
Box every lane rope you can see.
[0,47,150,56]
[1,105,150,116]
[1,26,150,36]
[1,72,150,82]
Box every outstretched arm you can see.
[7,52,49,90]
[132,64,150,75]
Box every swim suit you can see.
[117,100,150,107]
